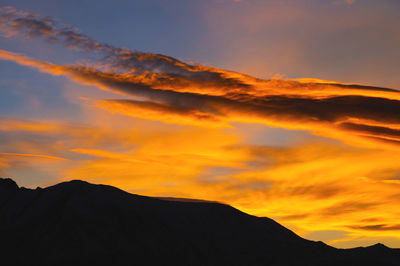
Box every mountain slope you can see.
[0,178,399,266]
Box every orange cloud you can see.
[1,49,400,151]
[0,152,66,161]
[65,127,249,192]
[96,100,229,128]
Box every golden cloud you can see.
[1,48,400,151]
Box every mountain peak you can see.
[367,243,389,249]
[56,179,91,186]
[0,177,19,191]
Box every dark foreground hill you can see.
[0,178,399,266]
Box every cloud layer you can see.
[0,43,399,149]
[1,6,400,150]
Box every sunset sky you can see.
[1,0,400,248]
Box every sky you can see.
[1,0,400,248]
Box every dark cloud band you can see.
[1,6,400,148]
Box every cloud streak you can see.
[1,46,400,149]
[0,5,253,89]
[0,152,66,161]
[350,224,400,231]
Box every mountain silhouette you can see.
[0,178,399,265]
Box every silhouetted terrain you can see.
[0,178,399,265]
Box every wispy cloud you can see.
[1,46,399,149]
[0,152,66,160]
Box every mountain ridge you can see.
[0,177,399,265]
